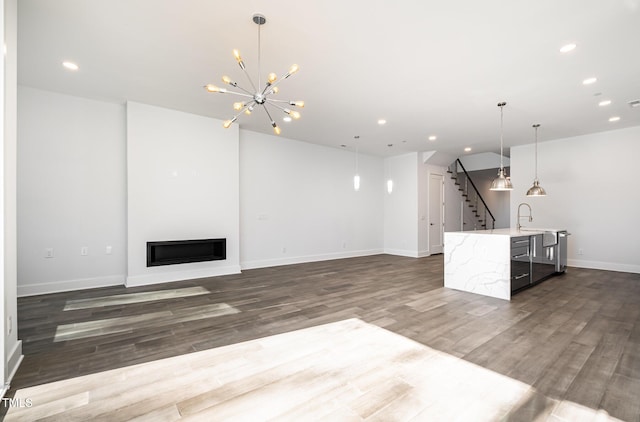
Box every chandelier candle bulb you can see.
[222,75,237,87]
[268,73,277,84]
[205,84,227,93]
[233,49,245,69]
[287,64,299,77]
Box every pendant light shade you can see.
[490,168,513,191]
[490,102,513,191]
[526,124,547,197]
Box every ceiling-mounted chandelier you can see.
[204,14,304,135]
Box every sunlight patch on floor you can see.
[11,319,623,421]
[63,286,210,310]
[54,303,239,342]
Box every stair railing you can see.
[453,159,496,229]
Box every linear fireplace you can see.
[147,238,226,267]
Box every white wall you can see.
[126,102,240,286]
[459,152,510,172]
[240,130,384,268]
[510,125,640,273]
[3,0,21,393]
[384,152,419,257]
[17,87,127,295]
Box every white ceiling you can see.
[17,0,640,157]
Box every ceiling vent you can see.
[629,99,640,108]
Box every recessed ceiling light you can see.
[62,61,79,71]
[559,43,576,53]
[283,116,292,122]
[428,135,437,141]
[377,119,387,125]
[464,147,472,152]
[598,100,612,107]
[609,116,620,122]
[583,77,597,85]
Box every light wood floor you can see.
[4,254,640,421]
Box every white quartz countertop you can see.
[446,228,563,237]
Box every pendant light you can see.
[526,124,547,196]
[353,136,360,191]
[490,102,513,191]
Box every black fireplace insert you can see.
[147,238,226,267]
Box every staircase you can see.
[447,159,496,230]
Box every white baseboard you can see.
[125,265,242,287]
[568,259,640,274]
[3,340,24,397]
[384,248,420,258]
[241,249,384,270]
[6,340,23,385]
[18,275,125,297]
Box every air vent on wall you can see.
[629,99,640,108]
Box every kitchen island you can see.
[444,228,568,300]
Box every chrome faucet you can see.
[517,202,532,231]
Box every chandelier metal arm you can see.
[221,90,255,99]
[265,100,289,113]
[261,103,275,122]
[228,83,256,97]
[238,64,258,94]
[266,98,302,105]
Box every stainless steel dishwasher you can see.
[532,230,569,284]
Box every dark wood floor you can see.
[7,254,640,421]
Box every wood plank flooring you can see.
[3,254,640,421]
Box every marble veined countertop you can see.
[450,228,560,237]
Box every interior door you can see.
[429,173,444,254]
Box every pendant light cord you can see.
[533,123,540,180]
[257,20,261,91]
[534,126,538,180]
[499,102,505,170]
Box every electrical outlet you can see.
[578,248,584,255]
[7,316,12,335]
[106,246,112,255]
[282,247,287,253]
[45,248,54,258]
[81,246,88,256]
